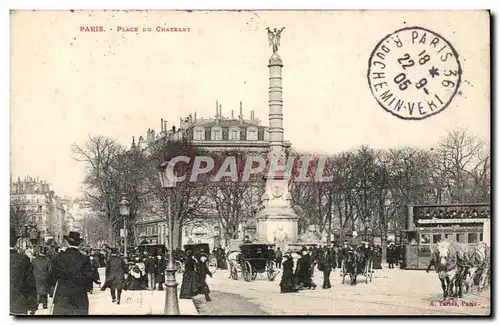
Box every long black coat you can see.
[280,258,299,293]
[197,260,212,294]
[103,255,127,290]
[179,258,198,299]
[33,255,51,295]
[48,247,94,315]
[154,257,167,284]
[10,249,37,315]
[295,254,313,287]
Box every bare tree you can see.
[10,195,36,234]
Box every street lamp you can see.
[158,161,180,315]
[119,197,130,256]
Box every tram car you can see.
[403,203,490,270]
[228,243,278,282]
[183,243,218,274]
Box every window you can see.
[38,216,42,223]
[247,127,258,141]
[443,233,453,242]
[211,127,222,140]
[264,129,270,141]
[456,233,466,243]
[229,127,240,140]
[420,234,430,244]
[480,232,483,241]
[194,128,205,140]
[38,206,42,213]
[432,234,442,244]
[468,233,478,244]
[419,246,432,257]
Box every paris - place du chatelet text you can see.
[80,26,191,33]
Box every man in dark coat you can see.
[33,246,51,309]
[387,242,395,269]
[48,231,94,315]
[154,252,167,291]
[10,228,37,315]
[318,247,334,289]
[275,247,283,269]
[101,248,127,304]
[145,252,156,290]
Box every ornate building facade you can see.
[135,101,290,248]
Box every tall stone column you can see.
[268,53,284,156]
[255,31,299,248]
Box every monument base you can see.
[255,205,299,252]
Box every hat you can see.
[300,246,308,253]
[63,231,84,246]
[199,252,208,258]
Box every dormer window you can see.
[229,126,240,140]
[194,127,205,140]
[247,127,258,141]
[211,127,222,140]
[264,128,270,141]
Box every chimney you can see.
[231,110,234,119]
[161,118,164,132]
[215,100,219,118]
[164,121,167,132]
[194,111,197,121]
[219,104,222,118]
[239,101,243,120]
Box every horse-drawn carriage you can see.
[228,243,278,282]
[340,246,374,285]
[183,243,218,274]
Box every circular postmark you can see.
[367,26,462,120]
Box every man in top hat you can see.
[197,252,213,302]
[101,248,128,304]
[387,242,396,269]
[294,247,316,290]
[48,231,94,315]
[10,228,37,315]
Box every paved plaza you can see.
[194,265,490,316]
[35,265,490,316]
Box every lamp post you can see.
[119,197,130,256]
[158,161,180,315]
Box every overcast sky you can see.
[10,10,490,197]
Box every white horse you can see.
[435,241,463,298]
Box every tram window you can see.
[444,234,453,242]
[468,233,478,244]
[419,246,431,257]
[479,233,483,242]
[420,234,430,244]
[432,234,442,243]
[456,233,466,243]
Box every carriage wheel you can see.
[252,272,258,280]
[174,260,183,274]
[208,256,217,274]
[243,262,252,282]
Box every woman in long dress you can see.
[280,253,300,293]
[179,251,199,299]
[196,253,213,301]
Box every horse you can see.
[434,241,466,298]
[226,250,240,279]
[467,242,490,292]
[341,249,361,285]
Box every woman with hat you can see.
[294,247,316,290]
[179,250,199,299]
[48,231,94,315]
[279,252,299,293]
[196,252,213,302]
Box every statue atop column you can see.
[274,224,287,252]
[267,27,285,54]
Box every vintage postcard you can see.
[10,10,490,316]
